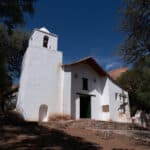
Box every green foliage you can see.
[117,55,150,115]
[0,25,29,79]
[0,61,12,94]
[0,0,37,33]
[119,0,150,63]
[0,0,37,112]
[0,26,29,111]
[0,25,29,112]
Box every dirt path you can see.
[0,117,149,150]
[63,128,149,150]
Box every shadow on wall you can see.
[0,114,102,150]
[99,77,107,94]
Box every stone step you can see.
[44,119,147,131]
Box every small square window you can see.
[82,78,88,90]
[93,78,96,83]
[74,73,78,78]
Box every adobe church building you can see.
[16,27,131,123]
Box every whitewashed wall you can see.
[64,63,104,120]
[17,29,63,121]
[62,67,72,116]
[63,63,131,122]
[29,30,58,51]
[108,78,131,122]
[17,28,131,123]
[100,78,111,121]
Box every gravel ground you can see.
[0,115,150,150]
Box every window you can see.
[115,93,118,100]
[102,105,109,112]
[74,73,78,78]
[43,35,49,48]
[82,78,88,90]
[93,78,96,83]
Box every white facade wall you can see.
[17,27,131,123]
[29,30,58,51]
[63,63,131,122]
[62,67,72,116]
[65,63,103,120]
[17,29,63,121]
[100,78,111,121]
[108,78,131,122]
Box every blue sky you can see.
[25,0,127,71]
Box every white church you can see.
[16,27,131,123]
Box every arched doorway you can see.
[39,104,48,122]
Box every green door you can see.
[80,96,91,118]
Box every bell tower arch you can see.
[28,27,58,51]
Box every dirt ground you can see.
[0,116,149,150]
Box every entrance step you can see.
[44,119,148,131]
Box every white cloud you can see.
[89,47,126,71]
[105,62,121,71]
[93,56,124,71]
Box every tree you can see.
[6,29,29,79]
[0,0,37,33]
[117,55,150,115]
[0,0,36,112]
[119,0,150,63]
[0,25,29,112]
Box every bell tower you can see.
[17,27,63,122]
[29,27,58,51]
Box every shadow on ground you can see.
[112,148,134,150]
[0,114,102,150]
